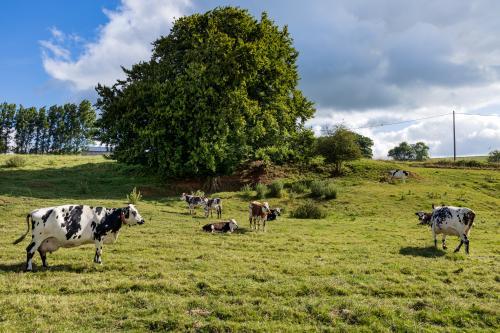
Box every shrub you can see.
[268,180,284,198]
[310,180,337,200]
[127,187,143,204]
[192,189,205,197]
[255,183,267,199]
[487,150,500,163]
[240,184,253,197]
[291,201,326,219]
[290,181,308,194]
[4,156,27,168]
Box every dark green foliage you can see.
[291,201,326,219]
[268,180,284,198]
[488,150,500,163]
[96,7,315,177]
[354,133,374,158]
[388,141,430,161]
[0,101,96,154]
[289,181,307,194]
[316,126,362,174]
[4,156,27,168]
[255,183,267,199]
[309,180,337,200]
[0,103,16,153]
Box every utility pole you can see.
[453,110,456,161]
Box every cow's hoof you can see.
[443,245,447,250]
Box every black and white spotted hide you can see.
[14,204,145,271]
[204,198,222,218]
[416,206,475,254]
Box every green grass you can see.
[0,155,498,332]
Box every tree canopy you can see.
[96,7,315,178]
[316,126,362,174]
[0,101,96,154]
[388,141,430,161]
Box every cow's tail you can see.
[13,214,31,245]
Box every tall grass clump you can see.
[291,201,326,219]
[127,187,143,204]
[255,183,267,199]
[290,181,308,194]
[78,181,90,194]
[240,184,253,198]
[268,180,284,198]
[192,189,205,197]
[310,180,337,199]
[3,156,27,168]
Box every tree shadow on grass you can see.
[0,162,164,201]
[399,246,446,258]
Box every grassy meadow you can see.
[0,155,498,332]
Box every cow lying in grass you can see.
[180,193,207,215]
[202,219,238,233]
[266,208,281,221]
[14,204,145,271]
[416,205,476,254]
[389,169,410,182]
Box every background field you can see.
[0,155,498,332]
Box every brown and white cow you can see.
[249,201,271,231]
[416,205,476,254]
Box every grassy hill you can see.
[0,155,498,332]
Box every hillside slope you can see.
[0,155,498,332]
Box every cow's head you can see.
[272,208,281,216]
[415,211,432,225]
[228,219,238,231]
[122,204,145,225]
[180,193,187,201]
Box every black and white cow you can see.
[389,169,410,182]
[13,204,145,271]
[202,219,238,233]
[266,208,281,221]
[416,205,476,254]
[180,193,207,215]
[204,198,222,218]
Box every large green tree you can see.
[316,126,362,175]
[96,7,315,177]
[388,141,429,161]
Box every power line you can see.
[455,112,500,117]
[348,112,451,130]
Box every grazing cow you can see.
[180,193,207,215]
[249,201,270,231]
[266,208,281,221]
[202,219,238,233]
[416,205,476,254]
[13,204,145,271]
[389,169,410,182]
[204,198,222,218]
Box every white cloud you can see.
[40,0,191,90]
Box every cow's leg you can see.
[263,219,266,232]
[462,234,470,254]
[454,240,464,253]
[25,239,42,271]
[432,227,437,249]
[38,249,48,268]
[442,235,447,250]
[94,240,103,264]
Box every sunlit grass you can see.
[0,155,498,331]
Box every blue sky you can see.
[1,0,499,157]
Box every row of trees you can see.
[388,141,430,161]
[0,101,96,154]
